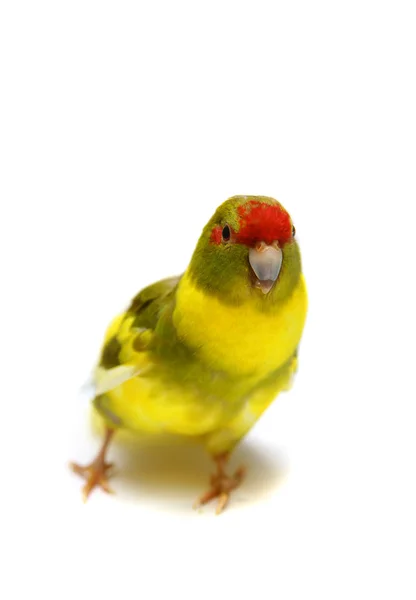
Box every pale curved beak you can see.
[249,242,283,294]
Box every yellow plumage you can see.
[93,269,307,453]
[72,195,308,511]
[174,269,307,378]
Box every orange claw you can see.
[70,428,115,501]
[194,453,245,514]
[70,460,114,501]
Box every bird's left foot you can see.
[194,453,245,514]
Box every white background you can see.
[1,1,416,599]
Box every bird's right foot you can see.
[70,428,115,502]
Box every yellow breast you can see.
[173,271,307,378]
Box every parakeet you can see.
[71,195,307,513]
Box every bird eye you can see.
[222,224,231,242]
[292,225,296,238]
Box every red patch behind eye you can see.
[210,225,223,244]
[236,201,292,246]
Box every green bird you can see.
[71,195,307,513]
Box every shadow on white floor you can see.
[100,436,290,512]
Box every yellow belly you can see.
[97,374,234,436]
[173,271,308,378]
[94,272,307,441]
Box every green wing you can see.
[95,275,181,394]
[127,275,181,330]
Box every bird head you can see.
[188,195,302,305]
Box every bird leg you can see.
[70,428,115,502]
[195,452,245,514]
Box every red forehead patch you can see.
[235,201,292,246]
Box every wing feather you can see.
[93,275,181,393]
